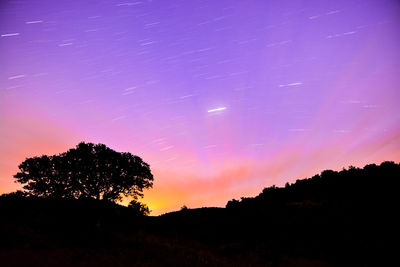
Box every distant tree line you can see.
[226,161,399,212]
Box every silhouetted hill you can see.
[1,161,398,266]
[154,161,399,265]
[227,161,398,213]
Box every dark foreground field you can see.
[1,161,398,266]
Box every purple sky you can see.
[1,0,400,214]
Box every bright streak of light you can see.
[207,107,226,113]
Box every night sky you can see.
[1,0,399,215]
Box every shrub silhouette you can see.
[128,199,150,215]
[13,142,153,203]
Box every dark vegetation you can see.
[13,142,153,210]
[1,161,398,266]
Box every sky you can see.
[1,0,399,215]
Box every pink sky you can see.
[1,0,399,215]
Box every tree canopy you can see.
[13,142,153,202]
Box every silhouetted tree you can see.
[128,199,150,215]
[226,198,239,209]
[13,142,153,202]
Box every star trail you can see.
[1,0,399,214]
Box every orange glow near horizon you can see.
[1,0,400,216]
[1,96,399,215]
